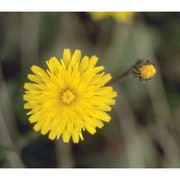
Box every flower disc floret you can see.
[61,89,76,105]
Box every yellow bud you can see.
[131,59,156,81]
[139,64,156,80]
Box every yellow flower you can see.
[112,12,135,22]
[89,12,135,23]
[131,59,156,81]
[23,49,117,143]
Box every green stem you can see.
[108,68,131,85]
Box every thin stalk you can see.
[108,68,131,85]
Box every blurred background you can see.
[0,12,180,168]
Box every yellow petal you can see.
[31,65,49,82]
[24,83,38,90]
[79,56,89,73]
[41,119,52,135]
[33,120,44,131]
[84,122,96,134]
[72,130,79,143]
[28,74,42,84]
[62,130,71,143]
[93,110,111,122]
[49,129,58,140]
[71,49,81,65]
[29,112,42,123]
[87,56,98,69]
[63,49,71,68]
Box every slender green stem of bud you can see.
[108,68,131,85]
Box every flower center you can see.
[61,89,76,105]
[139,64,156,79]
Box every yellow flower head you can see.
[89,12,135,23]
[139,64,156,80]
[131,59,156,81]
[23,49,117,143]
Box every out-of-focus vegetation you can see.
[0,12,180,168]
